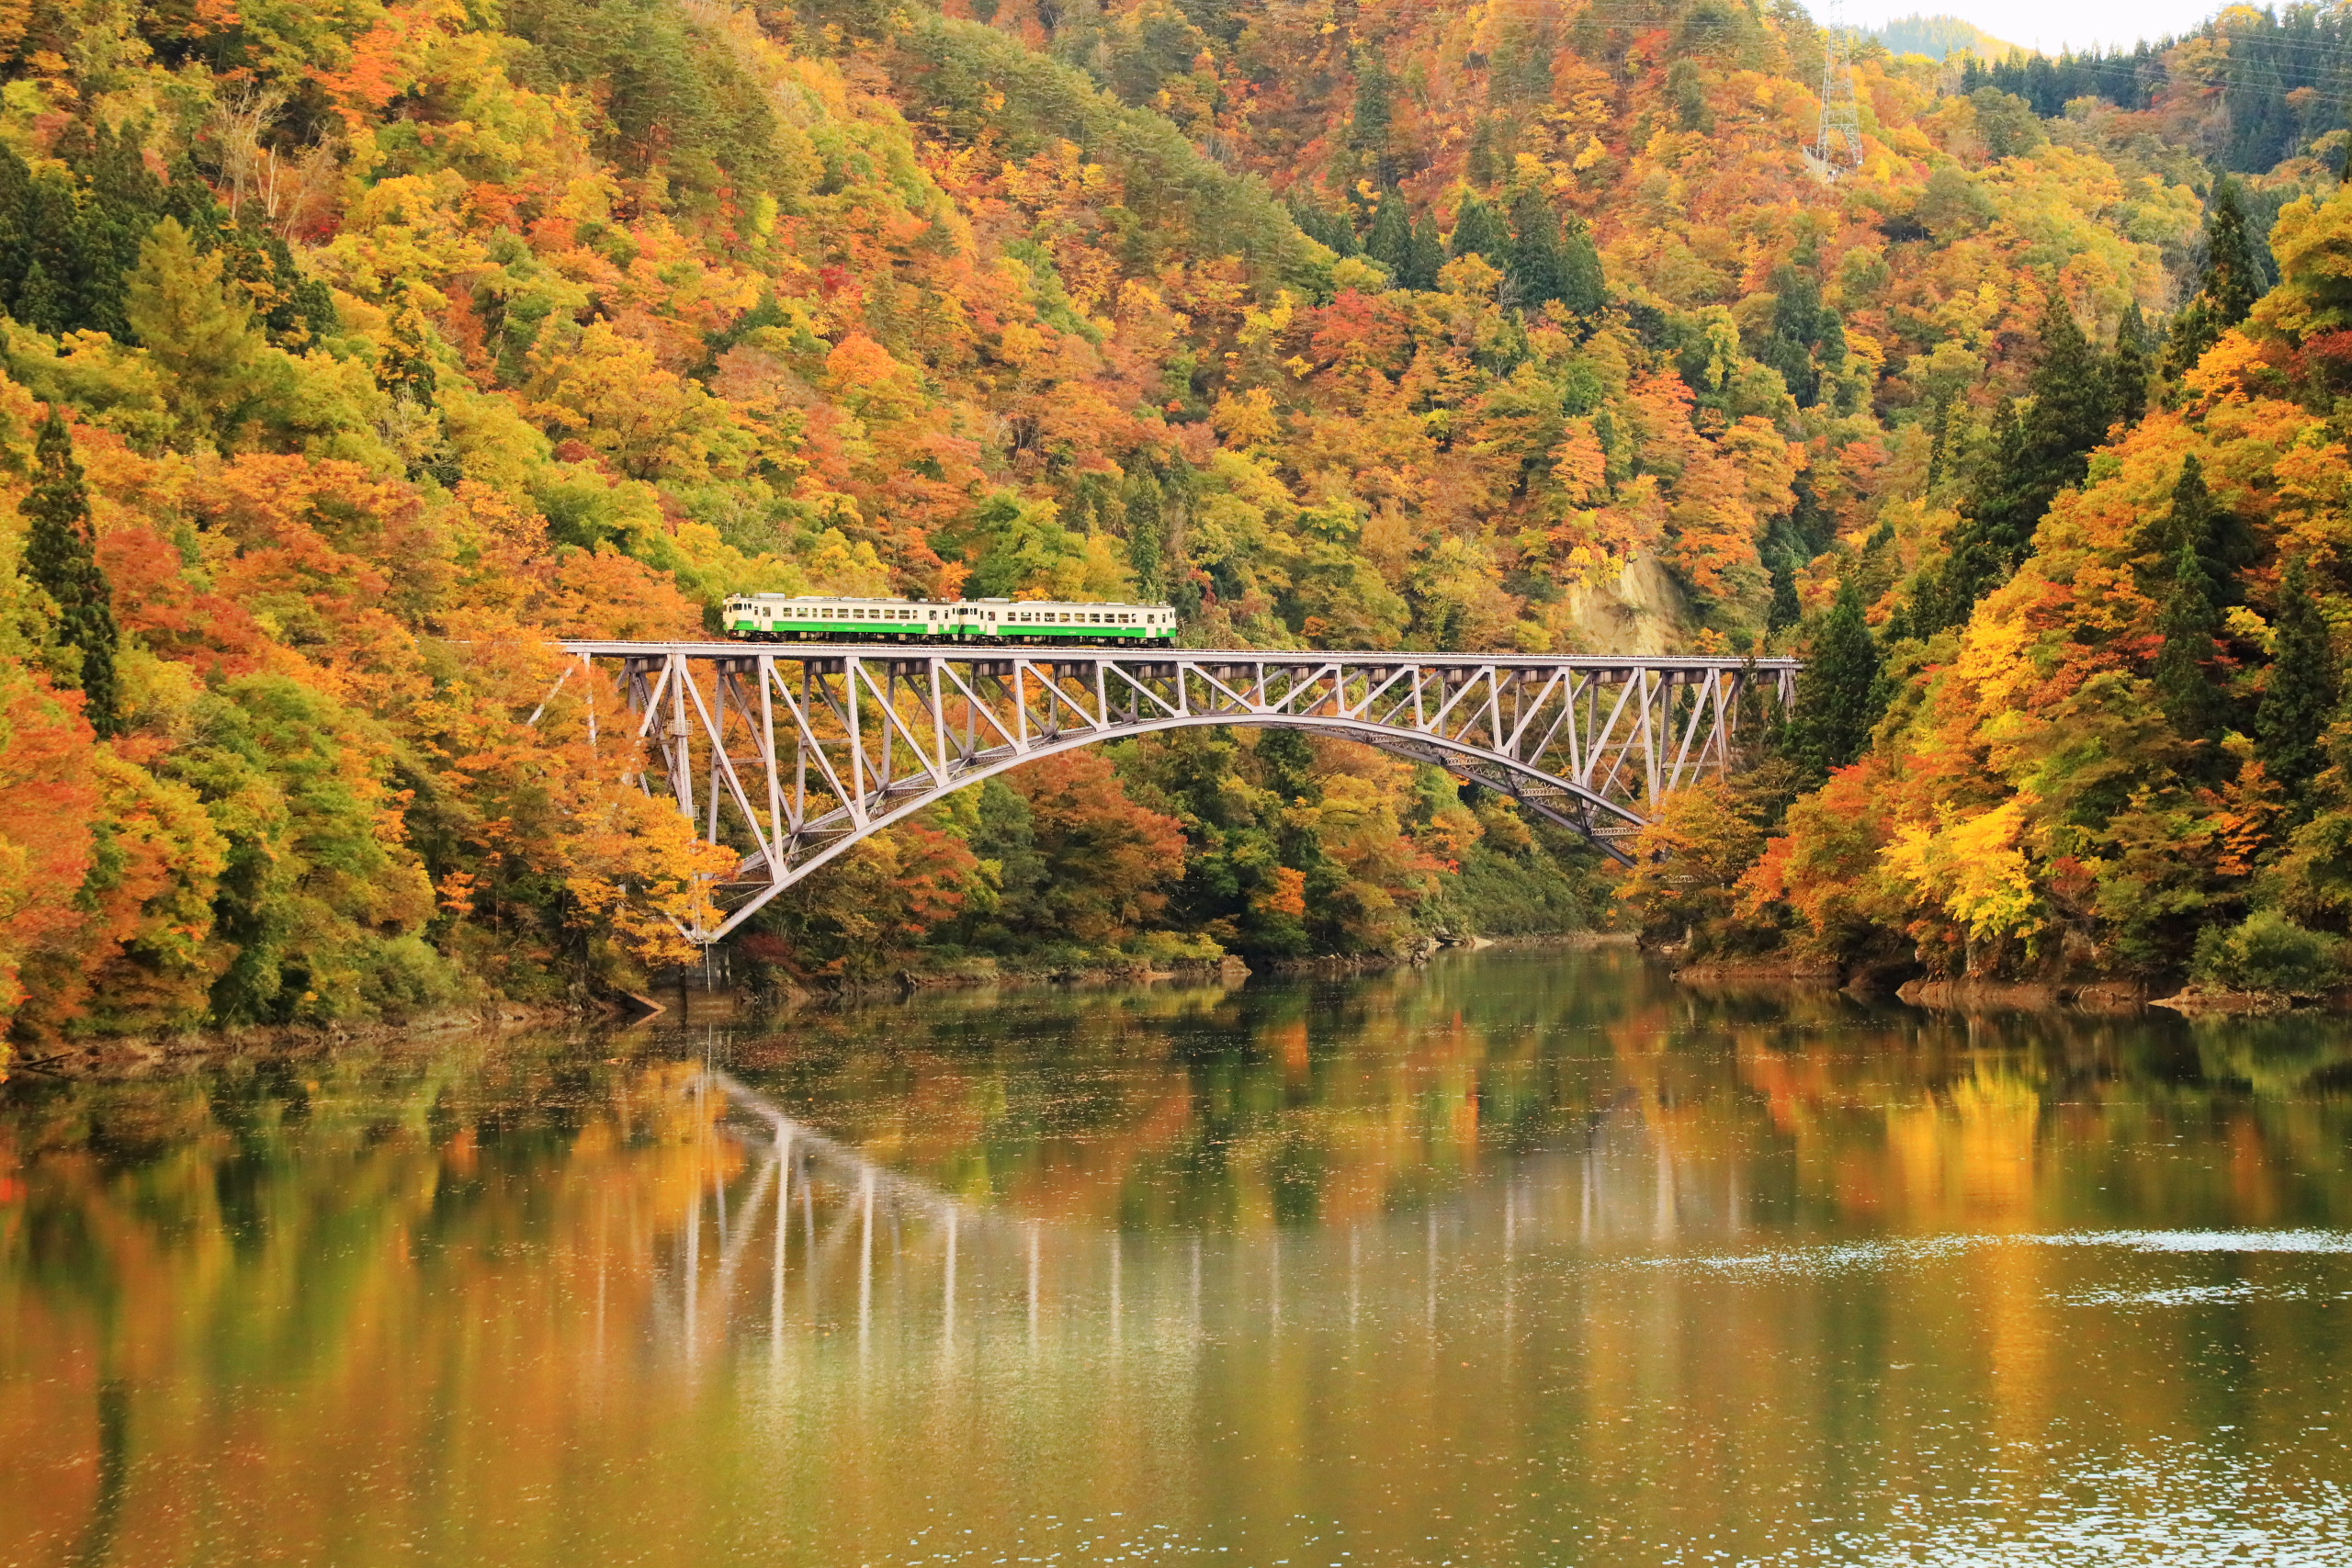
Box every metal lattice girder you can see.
[539,642,1800,943]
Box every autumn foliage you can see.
[3,0,2346,1046]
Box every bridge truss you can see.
[540,642,1797,943]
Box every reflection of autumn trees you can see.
[6,960,2352,1563]
[0,1043,731,1563]
[1732,1010,2352,1233]
[729,953,2352,1238]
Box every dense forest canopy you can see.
[0,0,2347,1054]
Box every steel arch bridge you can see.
[538,642,1797,944]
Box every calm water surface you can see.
[5,949,2352,1566]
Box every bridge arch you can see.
[543,643,1796,942]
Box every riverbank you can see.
[1666,949,2352,1018]
[3,998,594,1080]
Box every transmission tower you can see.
[1812,0,1864,177]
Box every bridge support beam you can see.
[536,643,1796,944]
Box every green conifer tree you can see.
[1926,294,2119,632]
[1364,189,1411,282]
[1404,211,1442,291]
[2143,454,2256,611]
[2164,179,2268,378]
[2256,555,2339,799]
[2110,301,2153,428]
[17,172,81,334]
[19,407,118,737]
[1448,191,1509,266]
[2016,290,2115,501]
[1504,189,1566,310]
[1290,198,1359,258]
[2153,534,2224,748]
[1349,55,1394,180]
[73,119,166,341]
[15,257,64,334]
[0,141,30,315]
[1766,561,1802,636]
[1784,582,1883,779]
[1123,465,1168,595]
[1464,119,1500,186]
[2200,179,2265,331]
[126,217,277,441]
[1560,219,1605,318]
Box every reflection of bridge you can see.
[539,643,1796,942]
[671,1068,1749,1363]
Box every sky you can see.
[1841,0,2238,53]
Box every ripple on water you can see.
[1746,1441,2352,1568]
[1639,1229,2352,1280]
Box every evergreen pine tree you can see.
[1465,119,1500,186]
[19,407,118,737]
[2152,534,2224,749]
[1784,582,1883,779]
[2164,179,2268,378]
[2143,451,2212,566]
[15,257,64,334]
[1447,191,1509,265]
[1123,465,1168,595]
[0,141,31,315]
[73,119,165,341]
[1289,198,1358,257]
[161,154,226,245]
[18,173,81,334]
[1766,560,1802,636]
[1932,294,2117,627]
[1349,55,1394,181]
[2200,178,2264,331]
[1504,189,1566,310]
[2110,301,2153,428]
[2256,555,2339,799]
[2143,454,2257,611]
[1559,219,1605,318]
[1364,189,1411,281]
[1404,211,1442,291]
[1761,261,1826,404]
[2018,290,2114,493]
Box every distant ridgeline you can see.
[1866,15,2022,62]
[1958,3,2352,173]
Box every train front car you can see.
[721,593,1178,646]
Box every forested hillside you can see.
[0,0,2343,1049]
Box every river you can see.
[4,948,2350,1565]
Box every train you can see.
[721,592,1180,646]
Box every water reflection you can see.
[2,950,2350,1566]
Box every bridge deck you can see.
[561,639,1799,672]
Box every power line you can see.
[1814,0,1863,177]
